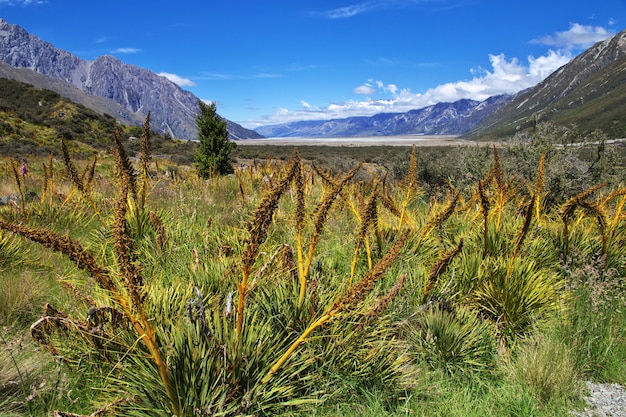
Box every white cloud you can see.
[316,0,436,19]
[158,72,197,87]
[111,47,141,54]
[319,1,376,19]
[0,0,47,4]
[384,83,398,95]
[252,49,573,128]
[527,50,571,79]
[353,83,376,95]
[247,23,612,128]
[531,23,615,50]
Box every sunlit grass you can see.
[0,130,624,416]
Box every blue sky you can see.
[0,1,623,129]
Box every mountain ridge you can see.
[255,95,514,138]
[466,28,626,139]
[0,18,262,141]
[257,29,626,140]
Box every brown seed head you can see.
[379,192,401,218]
[332,229,408,314]
[513,195,535,255]
[561,182,608,221]
[0,220,116,292]
[406,144,419,191]
[420,190,460,241]
[60,138,84,193]
[242,157,299,274]
[424,238,464,297]
[113,128,138,200]
[478,179,490,215]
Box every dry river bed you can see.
[236,135,479,147]
[236,135,626,148]
[572,382,626,416]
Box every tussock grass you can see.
[504,331,579,403]
[0,128,624,416]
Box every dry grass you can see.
[0,270,47,326]
[504,331,580,403]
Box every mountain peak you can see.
[467,28,626,139]
[0,19,262,140]
[255,96,512,138]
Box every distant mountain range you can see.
[1,17,625,141]
[255,95,514,138]
[0,18,262,141]
[257,28,626,140]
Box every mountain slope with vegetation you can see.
[0,77,198,163]
[0,61,145,128]
[467,28,626,140]
[0,18,262,141]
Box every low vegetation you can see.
[0,113,625,416]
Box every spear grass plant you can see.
[452,147,568,342]
[59,139,101,221]
[237,153,300,339]
[0,133,182,415]
[472,257,564,340]
[9,158,26,217]
[263,229,410,384]
[560,182,608,256]
[349,189,380,285]
[299,162,364,305]
[1,136,624,416]
[404,304,496,378]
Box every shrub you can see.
[404,305,496,377]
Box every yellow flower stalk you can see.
[300,162,362,305]
[263,230,409,384]
[238,157,299,338]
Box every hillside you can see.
[0,61,145,128]
[0,77,198,163]
[0,18,262,141]
[467,28,626,139]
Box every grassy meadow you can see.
[1,122,625,416]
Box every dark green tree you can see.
[194,100,236,177]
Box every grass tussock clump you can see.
[0,124,624,416]
[504,331,580,403]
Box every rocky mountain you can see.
[467,28,626,139]
[0,18,262,141]
[255,95,513,138]
[257,29,626,140]
[0,60,145,127]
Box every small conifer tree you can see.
[194,100,236,177]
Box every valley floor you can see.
[236,135,473,147]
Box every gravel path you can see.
[572,382,626,416]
